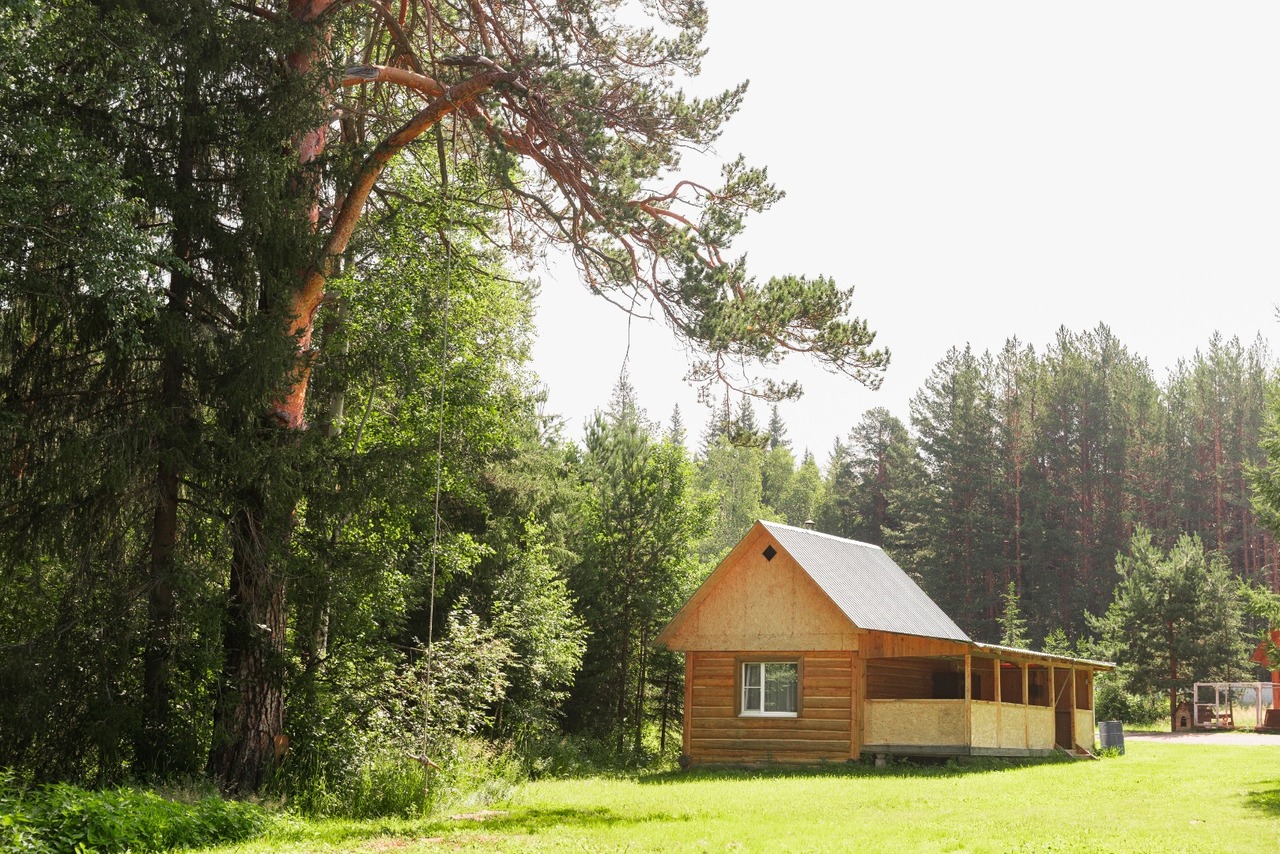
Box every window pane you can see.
[764,663,797,713]
[743,663,762,712]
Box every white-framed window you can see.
[740,661,799,716]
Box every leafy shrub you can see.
[277,605,525,819]
[278,738,522,820]
[0,770,267,853]
[524,730,680,779]
[1094,673,1165,726]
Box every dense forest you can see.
[3,0,1280,821]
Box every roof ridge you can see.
[759,519,884,551]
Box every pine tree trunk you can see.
[140,71,198,775]
[658,673,670,754]
[141,435,180,774]
[633,634,648,755]
[615,592,633,755]
[142,306,185,772]
[208,503,288,791]
[205,0,330,791]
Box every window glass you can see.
[741,661,797,715]
[743,663,762,712]
[764,663,797,712]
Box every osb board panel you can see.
[998,706,1027,749]
[1026,706,1055,749]
[662,530,859,651]
[864,699,966,746]
[687,650,851,763]
[1075,710,1095,746]
[970,702,998,748]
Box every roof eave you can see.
[970,641,1116,670]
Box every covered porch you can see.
[859,643,1108,757]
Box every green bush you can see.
[0,770,267,853]
[278,738,523,820]
[1094,674,1165,726]
[524,730,681,779]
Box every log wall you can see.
[865,656,956,700]
[686,650,852,764]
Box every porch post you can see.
[1070,664,1078,749]
[994,656,1002,748]
[1022,661,1029,748]
[964,653,972,749]
[1049,663,1058,749]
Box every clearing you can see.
[203,740,1280,852]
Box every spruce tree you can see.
[908,346,1002,635]
[1092,529,1248,727]
[767,404,790,451]
[568,400,710,754]
[997,582,1031,649]
[668,405,687,448]
[843,408,921,546]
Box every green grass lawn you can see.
[201,741,1280,853]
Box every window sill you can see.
[738,711,799,718]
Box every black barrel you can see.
[1098,720,1124,754]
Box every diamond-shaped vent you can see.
[762,544,777,562]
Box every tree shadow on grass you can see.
[636,753,1078,785]
[427,805,690,835]
[259,806,688,849]
[1243,786,1280,817]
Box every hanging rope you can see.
[414,126,452,775]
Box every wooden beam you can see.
[994,656,1001,747]
[1070,664,1078,749]
[1022,662,1029,748]
[848,651,858,760]
[964,653,972,747]
[860,631,970,659]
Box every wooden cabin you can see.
[655,521,1113,766]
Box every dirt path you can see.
[1125,730,1280,746]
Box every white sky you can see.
[530,1,1280,458]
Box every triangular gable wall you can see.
[657,522,859,651]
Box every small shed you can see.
[655,521,1113,765]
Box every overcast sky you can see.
[530,1,1280,458]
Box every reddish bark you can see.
[212,3,515,787]
[209,0,336,789]
[209,507,289,791]
[272,68,512,428]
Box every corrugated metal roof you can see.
[761,521,971,643]
[971,642,1115,669]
